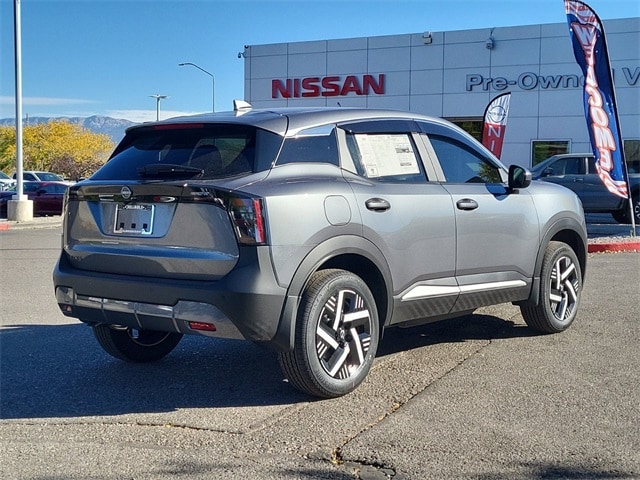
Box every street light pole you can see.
[149,94,167,121]
[9,0,33,221]
[179,62,215,112]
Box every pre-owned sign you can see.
[466,67,639,91]
[272,74,385,98]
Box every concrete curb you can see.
[588,241,640,253]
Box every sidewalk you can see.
[1,215,639,252]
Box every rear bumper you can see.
[53,246,288,345]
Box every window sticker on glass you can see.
[354,134,420,178]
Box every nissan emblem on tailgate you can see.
[121,186,132,200]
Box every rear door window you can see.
[346,132,426,182]
[339,119,428,183]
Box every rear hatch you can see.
[61,121,283,281]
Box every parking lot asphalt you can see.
[2,213,639,252]
[0,227,638,479]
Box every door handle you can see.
[456,198,478,211]
[365,198,391,212]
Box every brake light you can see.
[151,123,205,130]
[157,185,267,245]
[227,195,267,245]
[252,199,265,243]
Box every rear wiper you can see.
[137,164,203,179]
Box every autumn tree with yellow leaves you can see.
[0,120,114,180]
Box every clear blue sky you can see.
[1,0,637,122]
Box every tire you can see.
[93,324,183,363]
[520,241,582,334]
[612,192,640,224]
[278,269,379,398]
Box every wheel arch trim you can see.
[271,235,393,352]
[521,216,587,306]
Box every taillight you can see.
[143,184,268,246]
[227,195,267,245]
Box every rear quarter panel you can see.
[246,164,364,287]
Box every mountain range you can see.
[0,115,136,143]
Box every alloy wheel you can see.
[548,255,580,321]
[315,288,373,380]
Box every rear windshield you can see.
[36,172,65,181]
[91,124,282,181]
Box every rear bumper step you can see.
[56,286,245,339]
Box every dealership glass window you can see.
[345,132,427,182]
[624,139,640,173]
[531,140,570,167]
[427,135,502,184]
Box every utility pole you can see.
[149,94,168,121]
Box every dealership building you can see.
[241,17,639,167]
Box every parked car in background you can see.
[0,189,15,216]
[12,171,70,183]
[0,181,68,217]
[24,181,68,215]
[531,153,640,224]
[0,171,16,191]
[53,106,587,398]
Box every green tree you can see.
[0,120,114,180]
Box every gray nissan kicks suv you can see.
[54,105,587,398]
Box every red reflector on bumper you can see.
[188,321,217,332]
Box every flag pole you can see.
[564,0,635,236]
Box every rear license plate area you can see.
[113,204,155,235]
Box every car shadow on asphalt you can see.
[0,313,538,420]
[0,323,306,420]
[377,312,538,357]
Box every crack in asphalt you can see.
[326,340,492,478]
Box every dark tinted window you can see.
[49,184,69,194]
[627,160,640,174]
[276,129,338,166]
[36,172,65,182]
[92,124,282,181]
[23,182,41,193]
[549,157,585,176]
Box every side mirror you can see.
[541,167,554,177]
[508,165,532,191]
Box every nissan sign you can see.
[272,74,385,98]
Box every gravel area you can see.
[589,235,640,244]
